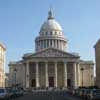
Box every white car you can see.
[0,88,9,99]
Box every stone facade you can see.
[0,42,6,88]
[79,61,94,87]
[9,61,26,88]
[94,39,100,88]
[8,9,94,89]
[5,73,10,87]
[8,48,94,89]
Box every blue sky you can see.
[0,0,100,72]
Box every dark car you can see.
[12,88,24,97]
[0,88,10,100]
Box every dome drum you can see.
[35,36,67,42]
[35,37,67,52]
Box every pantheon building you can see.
[9,9,94,89]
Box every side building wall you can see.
[79,61,94,87]
[95,40,100,88]
[9,62,26,88]
[0,43,6,88]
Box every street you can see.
[13,92,83,100]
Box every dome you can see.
[35,8,67,52]
[40,8,63,33]
[40,19,62,32]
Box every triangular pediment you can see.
[24,48,80,58]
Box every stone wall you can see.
[9,62,26,88]
[0,43,6,87]
[95,40,100,88]
[79,61,94,87]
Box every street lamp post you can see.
[91,75,93,86]
[80,67,84,87]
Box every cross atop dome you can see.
[48,7,55,20]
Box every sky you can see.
[0,0,100,72]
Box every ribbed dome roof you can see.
[40,9,62,32]
[40,19,62,31]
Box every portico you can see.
[24,48,80,89]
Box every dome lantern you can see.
[48,8,54,20]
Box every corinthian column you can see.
[52,40,54,48]
[45,62,49,87]
[77,63,80,86]
[26,62,29,88]
[58,40,60,49]
[64,62,67,87]
[36,62,39,87]
[49,39,51,47]
[55,39,57,48]
[54,62,57,87]
[46,40,47,48]
[73,63,77,88]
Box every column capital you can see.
[63,61,68,64]
[53,61,57,63]
[77,62,80,64]
[73,61,80,64]
[35,61,39,63]
[44,61,48,63]
[26,61,30,64]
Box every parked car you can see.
[12,89,23,97]
[0,88,10,100]
[11,89,19,98]
[7,88,18,99]
[87,89,100,100]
